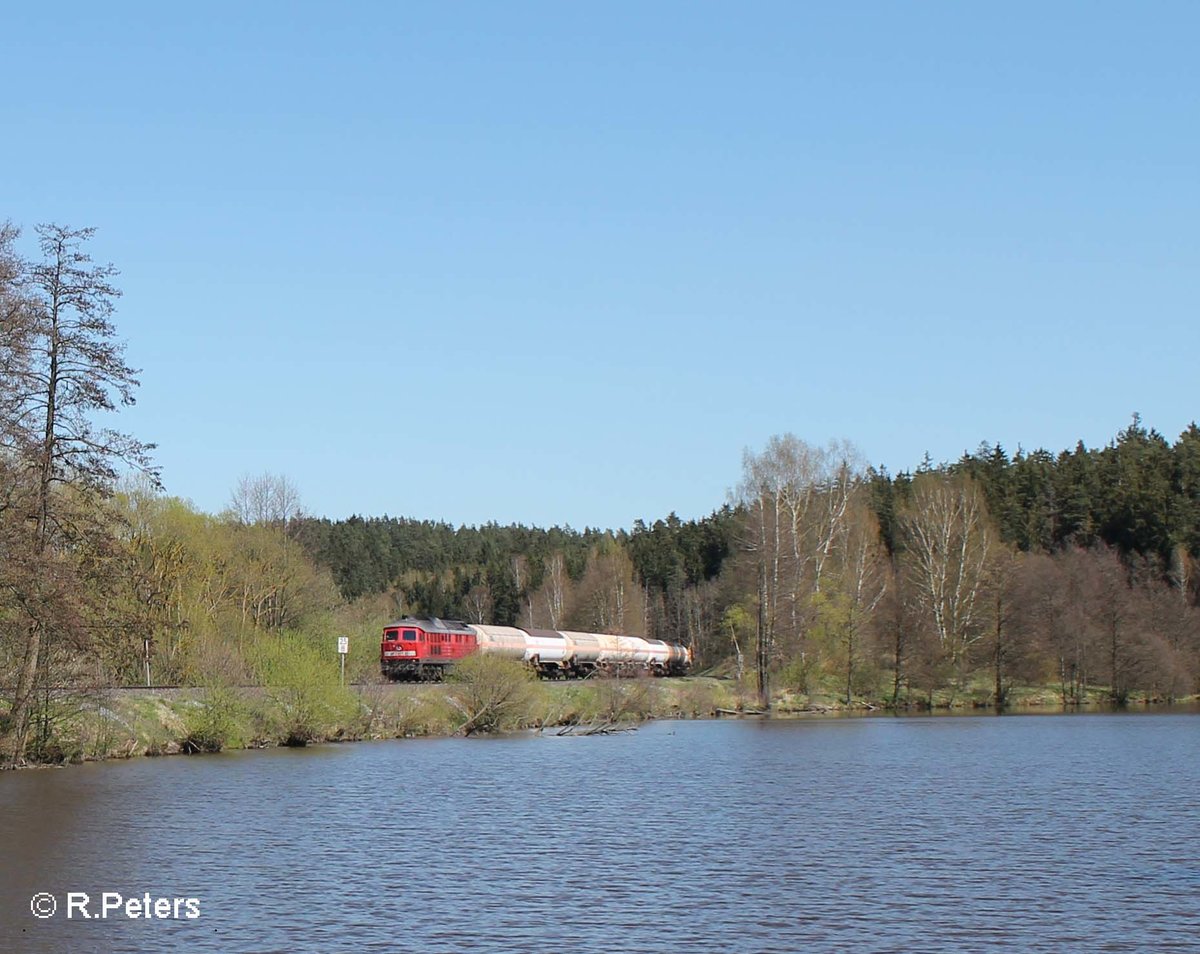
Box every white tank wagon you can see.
[622,635,655,667]
[470,624,529,661]
[559,631,602,674]
[591,632,626,668]
[556,631,689,676]
[643,639,672,673]
[524,629,570,677]
[666,642,692,673]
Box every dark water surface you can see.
[2,712,1198,953]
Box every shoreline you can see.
[3,678,1196,771]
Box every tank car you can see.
[381,618,692,681]
[524,629,570,677]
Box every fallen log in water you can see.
[555,720,638,736]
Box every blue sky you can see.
[4,2,1197,528]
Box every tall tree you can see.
[486,560,521,626]
[1,225,154,765]
[0,222,32,453]
[899,473,994,689]
[736,435,864,706]
[229,472,304,528]
[1171,424,1200,571]
[1096,414,1174,560]
[982,548,1024,707]
[737,443,785,708]
[830,495,888,704]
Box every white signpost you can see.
[337,636,349,686]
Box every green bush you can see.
[252,635,358,745]
[181,686,247,753]
[390,691,460,737]
[446,653,541,735]
[779,656,811,693]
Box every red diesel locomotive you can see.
[381,617,477,679]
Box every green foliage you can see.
[293,516,603,606]
[628,508,737,648]
[720,604,755,672]
[779,656,812,693]
[251,635,358,746]
[389,691,460,737]
[486,561,521,626]
[446,652,541,735]
[181,686,248,753]
[923,415,1200,566]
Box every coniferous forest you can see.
[298,420,1200,711]
[2,224,1199,765]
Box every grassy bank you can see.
[7,677,740,764]
[5,674,1193,768]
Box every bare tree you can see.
[511,554,532,627]
[1091,548,1141,705]
[542,552,567,629]
[568,543,644,634]
[899,474,993,691]
[736,434,865,708]
[229,472,303,528]
[1,225,155,766]
[464,581,492,624]
[983,548,1023,707]
[809,440,864,594]
[736,443,784,708]
[0,222,32,457]
[1021,550,1091,705]
[875,555,919,706]
[833,495,888,704]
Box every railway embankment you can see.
[8,675,741,765]
[8,675,1190,768]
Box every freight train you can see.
[380,617,691,681]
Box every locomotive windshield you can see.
[402,629,418,641]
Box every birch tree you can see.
[832,496,888,704]
[539,551,567,628]
[736,434,865,706]
[809,445,861,592]
[464,581,492,624]
[736,442,785,708]
[899,473,993,687]
[230,472,303,528]
[568,543,644,634]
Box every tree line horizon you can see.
[298,415,1200,708]
[2,222,1198,765]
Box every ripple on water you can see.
[1,713,1198,953]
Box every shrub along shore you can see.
[12,666,1193,768]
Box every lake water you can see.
[2,712,1198,953]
